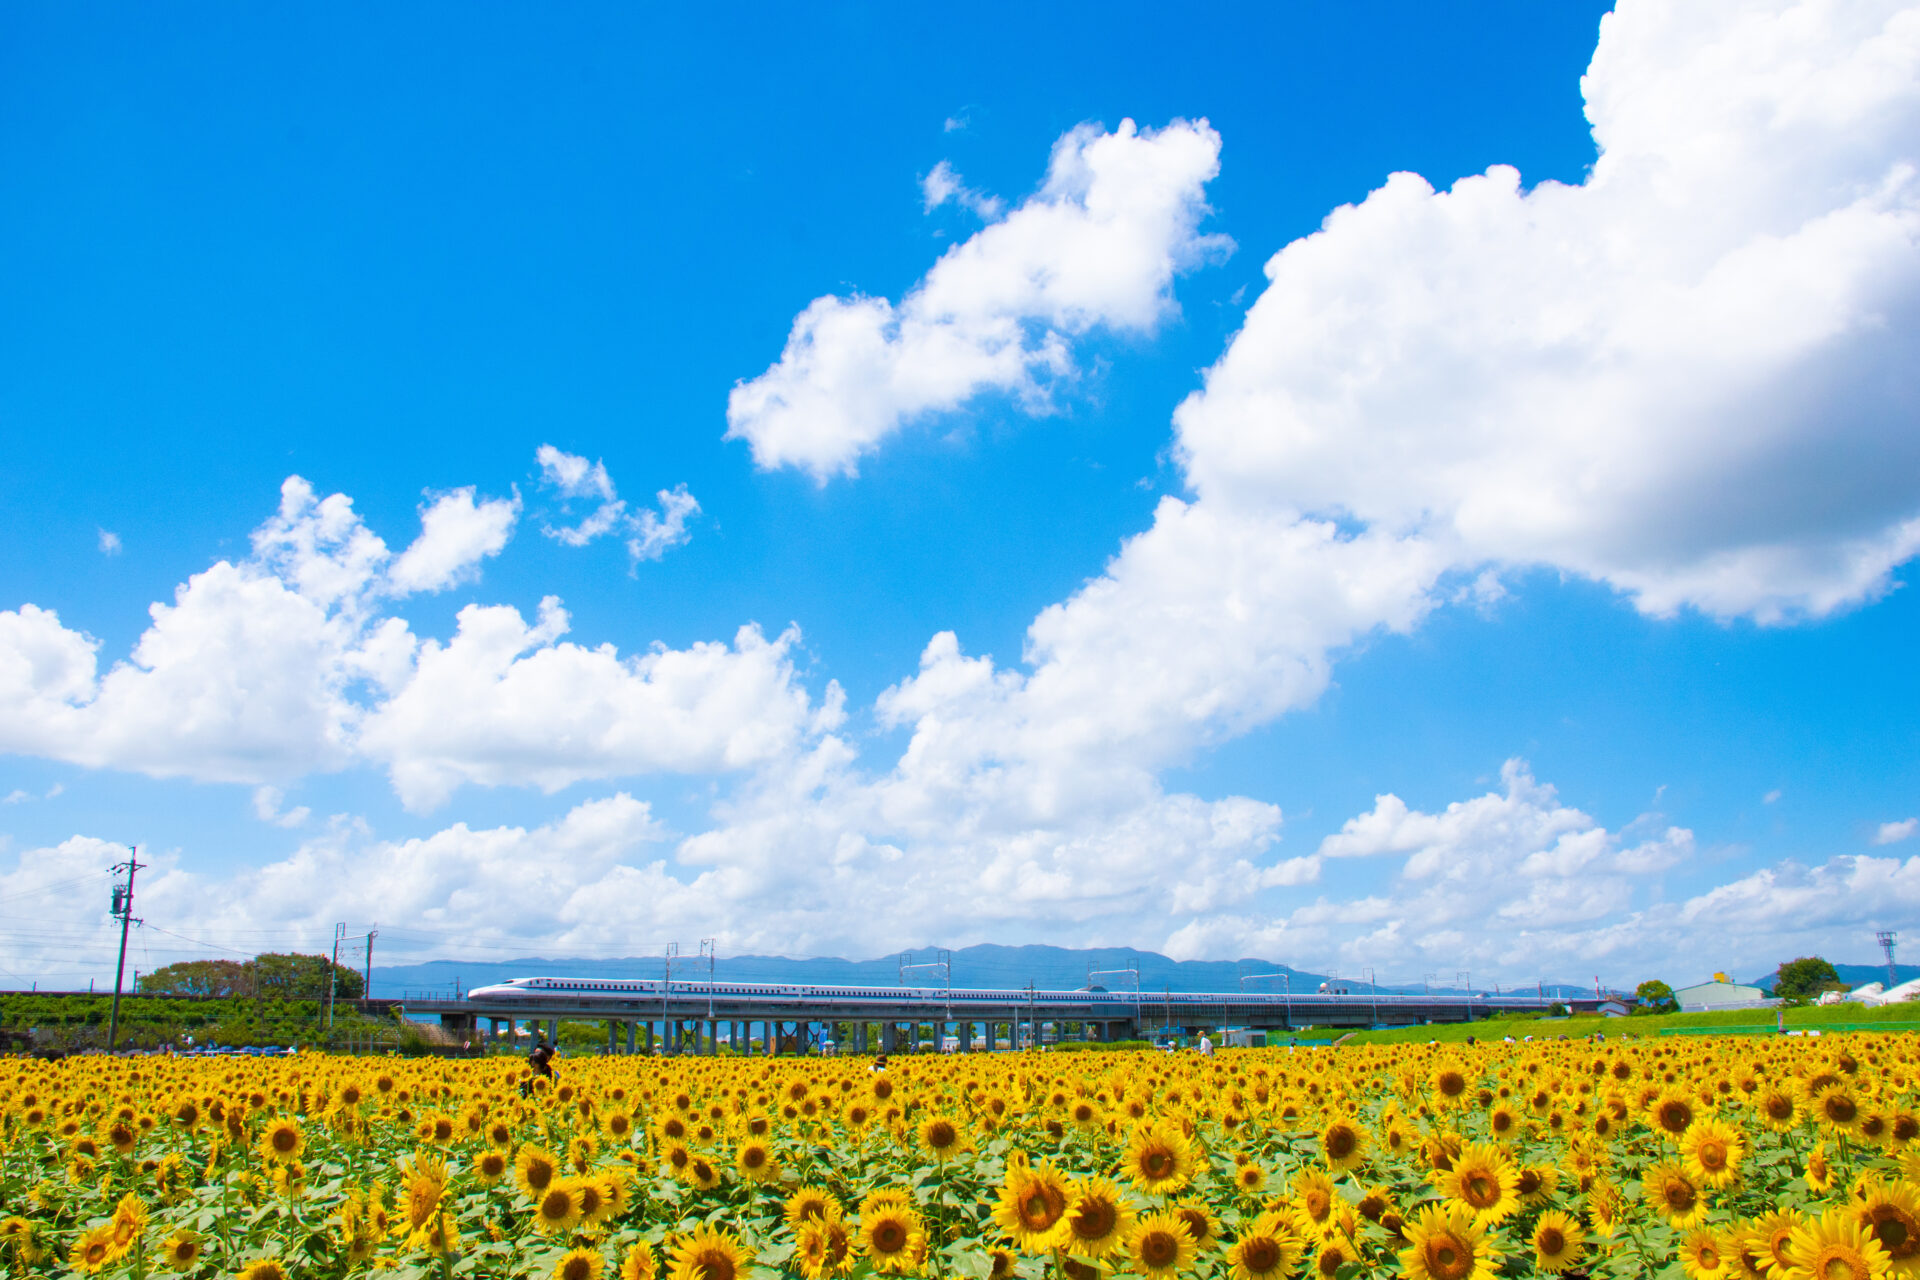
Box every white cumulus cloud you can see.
[535,445,700,566]
[1876,817,1919,845]
[386,488,520,595]
[1172,0,1920,624]
[728,118,1230,480]
[0,476,825,807]
[921,160,1005,220]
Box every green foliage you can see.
[1772,956,1845,1003]
[1634,979,1678,1014]
[0,991,390,1050]
[138,951,363,999]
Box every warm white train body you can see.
[461,975,1492,1007]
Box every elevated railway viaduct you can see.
[402,980,1600,1055]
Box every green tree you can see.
[1772,956,1845,1003]
[1633,979,1678,1014]
[136,959,250,996]
[135,953,362,1000]
[251,952,364,1000]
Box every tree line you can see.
[134,953,364,1001]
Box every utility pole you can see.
[106,847,144,1053]
[327,923,346,1030]
[365,924,378,996]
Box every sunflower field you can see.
[1,1034,1915,1280]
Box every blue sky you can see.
[3,1,1917,989]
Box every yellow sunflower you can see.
[993,1157,1073,1253]
[1125,1213,1197,1280]
[1784,1208,1891,1280]
[1812,1084,1867,1138]
[1809,1143,1838,1194]
[236,1261,292,1280]
[1306,1234,1359,1278]
[1318,1114,1368,1172]
[1853,1182,1920,1278]
[859,1203,927,1276]
[785,1186,845,1231]
[1679,1227,1734,1280]
[1062,1177,1136,1259]
[1531,1210,1584,1275]
[1226,1220,1304,1280]
[1649,1091,1698,1141]
[1644,1161,1711,1229]
[554,1247,606,1280]
[1169,1199,1222,1253]
[1400,1202,1502,1280]
[797,1219,857,1280]
[159,1229,202,1272]
[1436,1142,1520,1225]
[1757,1087,1798,1132]
[1750,1209,1808,1275]
[620,1243,658,1280]
[916,1114,970,1161]
[734,1138,779,1183]
[69,1226,115,1275]
[257,1117,305,1164]
[667,1225,755,1280]
[534,1181,584,1234]
[400,1151,449,1238]
[516,1144,562,1199]
[1286,1167,1339,1238]
[473,1148,510,1185]
[1680,1116,1746,1189]
[1120,1119,1197,1194]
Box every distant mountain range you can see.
[370,943,1605,1000]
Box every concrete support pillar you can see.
[546,1018,558,1047]
[626,1022,636,1055]
[763,1020,776,1056]
[881,1022,898,1052]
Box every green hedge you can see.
[0,992,397,1050]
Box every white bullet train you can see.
[461,975,1491,1006]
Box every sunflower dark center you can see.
[1243,1238,1281,1272]
[873,1221,907,1253]
[1140,1231,1178,1267]
[1426,1238,1469,1280]
[1870,1209,1915,1254]
[1072,1201,1116,1239]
